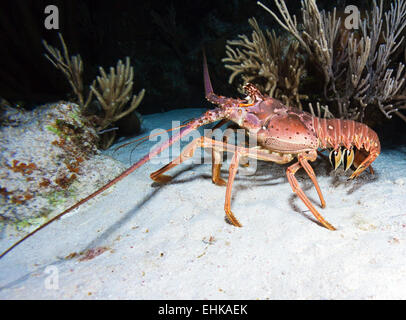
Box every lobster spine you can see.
[312,117,381,154]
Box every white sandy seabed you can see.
[0,107,406,299]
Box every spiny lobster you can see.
[0,53,381,259]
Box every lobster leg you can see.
[150,138,200,183]
[210,119,229,186]
[150,136,230,183]
[210,122,253,186]
[212,149,227,186]
[224,151,242,227]
[298,151,326,208]
[349,151,379,180]
[286,159,336,231]
[152,138,335,230]
[150,136,243,225]
[151,137,294,227]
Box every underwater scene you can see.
[1,0,406,300]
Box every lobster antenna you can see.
[126,125,185,162]
[0,52,217,260]
[0,122,195,260]
[114,124,188,152]
[202,49,214,97]
[0,212,69,259]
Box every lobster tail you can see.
[313,117,381,179]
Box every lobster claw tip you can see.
[347,174,356,181]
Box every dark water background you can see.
[0,0,405,145]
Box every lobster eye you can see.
[329,148,343,170]
[342,148,355,171]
